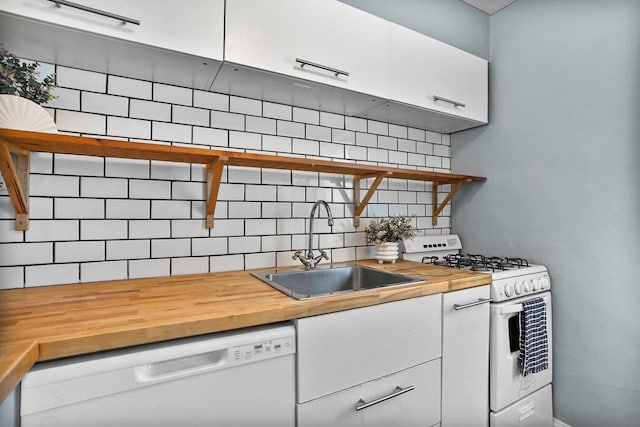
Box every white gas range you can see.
[402,234,554,427]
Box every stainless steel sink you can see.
[251,265,425,300]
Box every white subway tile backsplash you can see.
[46,87,80,110]
[228,236,261,254]
[14,63,451,287]
[193,127,228,147]
[55,198,104,219]
[81,260,127,282]
[0,266,24,289]
[263,102,292,120]
[152,122,191,143]
[306,125,331,142]
[106,200,149,219]
[172,105,209,126]
[82,92,128,116]
[56,111,105,134]
[230,96,262,116]
[57,66,106,92]
[171,219,209,238]
[129,258,170,279]
[106,240,150,260]
[245,252,275,270]
[151,200,191,219]
[26,220,78,242]
[150,161,191,181]
[0,242,52,266]
[81,177,128,198]
[56,241,104,263]
[210,254,244,272]
[229,131,261,150]
[171,257,209,275]
[108,117,151,139]
[81,220,127,240]
[108,75,152,100]
[152,238,191,258]
[194,90,228,111]
[245,219,277,235]
[292,138,319,156]
[320,112,344,129]
[26,263,78,287]
[246,116,276,135]
[129,220,171,239]
[130,99,171,121]
[277,121,305,138]
[192,237,227,256]
[153,83,192,105]
[105,158,150,179]
[211,111,244,131]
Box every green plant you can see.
[364,215,416,244]
[0,46,56,105]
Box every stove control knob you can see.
[540,276,550,289]
[504,282,514,297]
[533,278,541,291]
[514,281,524,295]
[524,280,533,292]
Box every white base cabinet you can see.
[297,360,441,427]
[441,285,491,427]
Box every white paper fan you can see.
[0,95,58,133]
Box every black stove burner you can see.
[421,253,530,272]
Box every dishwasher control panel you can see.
[230,336,295,365]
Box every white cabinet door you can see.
[225,0,391,100]
[297,360,441,427]
[296,294,441,403]
[390,23,488,123]
[1,0,224,60]
[441,285,490,427]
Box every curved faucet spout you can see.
[292,200,334,270]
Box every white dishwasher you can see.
[21,323,296,427]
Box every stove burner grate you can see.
[421,254,530,272]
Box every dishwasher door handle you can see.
[355,385,415,411]
[134,349,226,383]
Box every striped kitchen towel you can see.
[518,297,549,376]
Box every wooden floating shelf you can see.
[0,129,486,230]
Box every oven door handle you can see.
[499,303,523,315]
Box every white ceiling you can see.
[461,0,517,15]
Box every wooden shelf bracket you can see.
[432,181,465,226]
[206,156,228,228]
[353,172,391,227]
[0,142,30,230]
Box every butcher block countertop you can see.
[0,259,491,402]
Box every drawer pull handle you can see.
[355,385,414,411]
[453,298,492,310]
[295,58,349,77]
[47,0,141,26]
[433,95,466,108]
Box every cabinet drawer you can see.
[296,295,441,403]
[297,359,441,427]
[2,0,224,60]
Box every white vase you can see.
[375,242,399,264]
[0,94,57,133]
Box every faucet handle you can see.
[319,250,329,261]
[292,250,303,260]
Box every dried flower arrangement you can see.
[364,215,416,244]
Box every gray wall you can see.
[452,0,640,425]
[340,0,490,59]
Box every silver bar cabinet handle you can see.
[355,385,414,411]
[47,0,141,26]
[453,298,492,310]
[433,95,466,108]
[295,58,349,77]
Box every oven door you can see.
[490,292,553,412]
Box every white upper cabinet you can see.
[1,0,224,60]
[389,23,488,124]
[224,0,391,101]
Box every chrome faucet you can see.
[293,200,334,270]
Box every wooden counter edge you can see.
[0,340,38,404]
